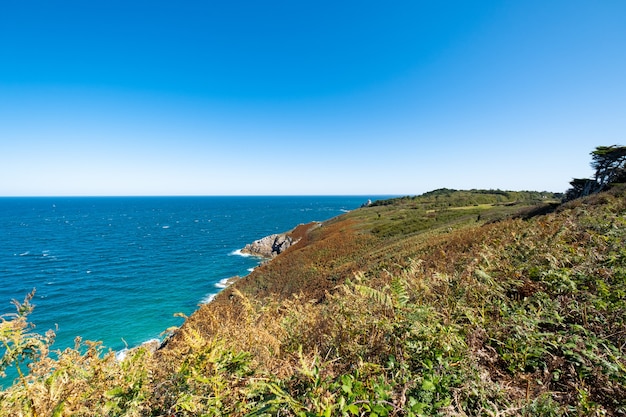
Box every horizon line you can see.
[0,194,402,198]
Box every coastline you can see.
[151,222,324,354]
[1,196,372,362]
[119,220,333,358]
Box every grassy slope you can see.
[153,188,625,415]
[2,187,624,416]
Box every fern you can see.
[353,284,394,309]
[390,278,410,308]
[347,271,410,310]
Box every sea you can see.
[0,196,379,358]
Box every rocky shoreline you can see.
[240,222,321,258]
[240,232,297,258]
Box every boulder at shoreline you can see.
[240,232,296,258]
[240,222,321,259]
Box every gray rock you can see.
[241,232,298,258]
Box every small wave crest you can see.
[200,276,239,305]
[115,338,161,361]
[215,278,231,289]
[200,293,217,304]
[229,249,251,257]
[115,348,129,361]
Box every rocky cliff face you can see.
[240,233,297,258]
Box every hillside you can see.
[1,187,624,416]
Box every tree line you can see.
[565,144,626,201]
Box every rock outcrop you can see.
[240,222,321,259]
[240,232,297,258]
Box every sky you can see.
[1,1,625,196]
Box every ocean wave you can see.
[200,293,217,304]
[229,249,250,257]
[115,338,161,361]
[201,277,237,304]
[115,348,129,361]
[215,277,233,289]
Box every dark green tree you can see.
[591,145,626,188]
[564,145,626,201]
[564,178,597,201]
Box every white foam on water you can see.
[115,338,161,362]
[215,278,231,289]
[230,249,251,257]
[115,348,129,361]
[200,293,217,304]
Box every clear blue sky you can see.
[1,1,625,196]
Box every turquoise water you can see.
[0,196,377,354]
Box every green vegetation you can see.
[1,150,625,416]
[363,189,561,238]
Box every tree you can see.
[564,145,626,201]
[591,145,626,189]
[564,178,597,202]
